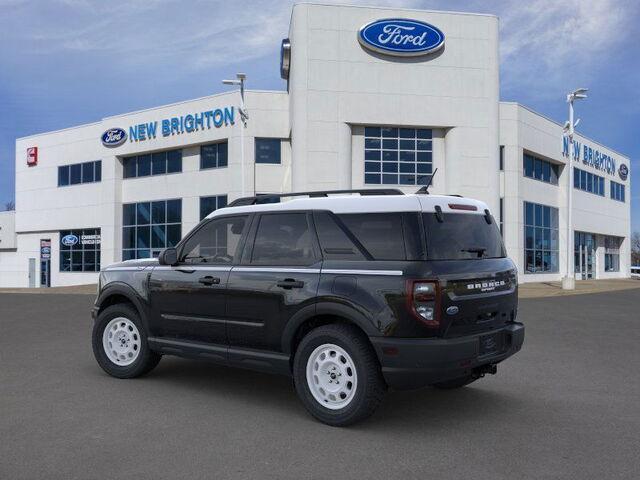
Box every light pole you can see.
[562,87,588,290]
[222,73,249,197]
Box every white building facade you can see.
[0,3,631,287]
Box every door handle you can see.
[198,276,221,286]
[277,278,304,289]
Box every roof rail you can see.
[227,188,404,207]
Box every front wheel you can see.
[293,324,386,427]
[92,304,161,379]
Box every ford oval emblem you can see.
[101,128,127,147]
[619,163,628,181]
[358,18,445,57]
[446,306,459,316]
[61,234,79,247]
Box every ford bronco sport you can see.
[92,189,524,426]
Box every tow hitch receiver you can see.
[473,364,497,379]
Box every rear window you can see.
[423,213,505,260]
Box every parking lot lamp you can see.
[222,73,249,196]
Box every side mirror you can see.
[158,247,178,266]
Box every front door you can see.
[148,214,250,345]
[575,232,595,280]
[226,212,321,352]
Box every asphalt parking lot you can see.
[1,290,639,479]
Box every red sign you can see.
[27,147,38,166]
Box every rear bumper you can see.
[370,323,525,390]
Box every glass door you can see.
[574,232,595,280]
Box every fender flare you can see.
[95,282,150,329]
[281,301,379,354]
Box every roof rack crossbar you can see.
[227,188,404,207]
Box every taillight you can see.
[408,280,440,327]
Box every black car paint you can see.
[93,209,524,390]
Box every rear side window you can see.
[251,213,316,266]
[335,213,422,261]
[423,213,505,260]
[313,212,367,261]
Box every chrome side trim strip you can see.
[321,269,404,276]
[154,266,233,272]
[231,267,321,274]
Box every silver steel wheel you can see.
[102,317,141,366]
[306,343,358,410]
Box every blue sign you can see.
[358,19,445,56]
[619,164,629,181]
[562,137,617,176]
[101,128,127,147]
[61,234,79,247]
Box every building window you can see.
[200,195,228,221]
[123,149,182,178]
[604,236,621,272]
[255,138,282,164]
[122,199,181,260]
[574,167,604,196]
[523,153,559,185]
[59,228,101,272]
[201,142,228,169]
[524,201,559,274]
[58,161,101,187]
[364,127,432,185]
[610,180,625,202]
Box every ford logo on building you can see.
[358,18,445,57]
[619,163,629,181]
[101,128,127,147]
[61,234,79,247]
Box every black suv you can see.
[92,189,524,426]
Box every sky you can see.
[0,0,638,230]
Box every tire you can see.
[293,324,386,427]
[432,375,477,389]
[92,303,161,379]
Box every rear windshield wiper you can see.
[461,247,487,258]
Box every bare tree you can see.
[4,200,14,211]
[632,231,640,266]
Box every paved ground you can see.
[1,291,639,480]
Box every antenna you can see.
[415,168,438,194]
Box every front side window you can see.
[251,213,315,266]
[255,138,282,164]
[122,199,181,260]
[524,201,559,273]
[201,142,228,169]
[59,228,101,272]
[200,195,228,220]
[123,149,182,178]
[58,161,101,187]
[523,153,559,185]
[364,127,433,185]
[181,216,248,265]
[423,213,505,260]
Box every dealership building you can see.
[0,3,631,288]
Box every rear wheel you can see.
[92,304,161,379]
[432,375,477,389]
[293,324,386,426]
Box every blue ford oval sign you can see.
[619,164,628,181]
[358,18,445,57]
[101,128,127,147]
[61,234,79,247]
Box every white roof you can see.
[207,194,490,219]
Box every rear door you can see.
[225,211,322,351]
[148,214,250,345]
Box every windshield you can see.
[423,212,506,260]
